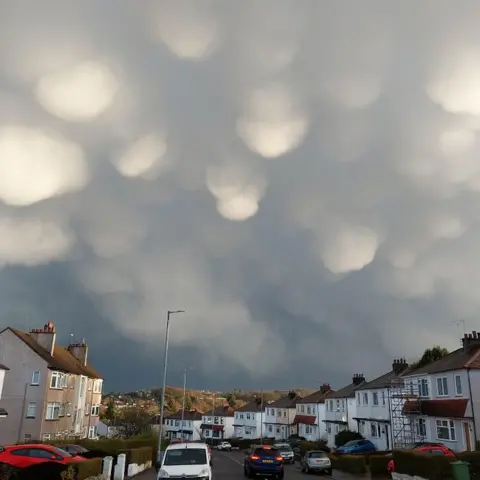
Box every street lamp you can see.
[180,367,193,440]
[156,309,185,466]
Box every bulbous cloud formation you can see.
[2,0,480,388]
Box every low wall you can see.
[391,473,428,480]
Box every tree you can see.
[184,395,192,411]
[102,399,116,422]
[116,407,152,438]
[335,430,363,447]
[411,345,449,369]
[226,391,237,408]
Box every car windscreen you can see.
[254,447,279,457]
[163,448,207,466]
[343,441,359,447]
[308,451,327,458]
[50,446,73,458]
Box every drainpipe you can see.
[467,369,477,448]
[386,387,393,449]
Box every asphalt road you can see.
[137,451,358,479]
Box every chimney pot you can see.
[474,331,478,339]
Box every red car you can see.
[387,444,455,472]
[0,444,87,469]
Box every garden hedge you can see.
[118,446,153,472]
[352,450,390,465]
[71,458,103,480]
[336,454,367,474]
[393,450,454,480]
[369,454,392,476]
[457,450,480,475]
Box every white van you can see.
[158,442,212,479]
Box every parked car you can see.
[244,445,284,479]
[387,444,455,473]
[53,444,89,455]
[159,442,212,479]
[0,444,88,469]
[217,441,232,451]
[274,443,295,464]
[300,450,332,475]
[336,439,376,455]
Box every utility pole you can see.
[156,309,185,466]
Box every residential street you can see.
[137,451,365,479]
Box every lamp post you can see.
[180,367,193,441]
[156,309,185,466]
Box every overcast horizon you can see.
[1,1,479,392]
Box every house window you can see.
[283,410,286,417]
[373,393,379,406]
[221,417,224,424]
[341,400,345,412]
[50,372,62,389]
[94,380,103,394]
[301,405,305,413]
[436,419,455,441]
[418,379,429,397]
[268,425,273,433]
[336,400,340,411]
[327,423,331,434]
[455,375,462,396]
[91,405,100,416]
[62,375,68,388]
[437,377,448,397]
[214,417,219,424]
[357,393,361,404]
[330,400,334,411]
[307,406,311,414]
[306,425,312,434]
[416,418,426,438]
[46,403,61,420]
[359,421,365,435]
[382,391,386,406]
[252,414,255,420]
[88,426,97,439]
[270,409,274,415]
[371,423,378,437]
[363,393,368,405]
[246,413,250,419]
[31,371,40,386]
[26,402,36,418]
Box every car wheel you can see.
[244,466,248,477]
[278,471,284,479]
[305,464,310,474]
[326,469,332,475]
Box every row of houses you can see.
[0,322,104,444]
[161,331,480,452]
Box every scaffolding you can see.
[389,377,424,449]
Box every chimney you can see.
[255,397,262,405]
[288,390,297,399]
[462,332,480,353]
[68,340,88,366]
[320,383,331,393]
[29,321,56,356]
[352,373,365,385]
[392,358,409,373]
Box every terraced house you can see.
[233,398,264,439]
[0,322,103,444]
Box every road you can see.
[137,450,363,479]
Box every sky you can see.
[1,0,480,392]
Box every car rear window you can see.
[50,446,72,458]
[254,447,279,456]
[308,451,327,458]
[164,448,207,465]
[278,447,292,452]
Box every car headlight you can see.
[158,469,169,478]
[198,467,209,478]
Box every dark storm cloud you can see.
[1,0,480,390]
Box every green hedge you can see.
[352,450,391,465]
[393,450,454,480]
[72,458,103,480]
[369,454,392,476]
[118,446,153,468]
[328,453,367,474]
[297,440,330,453]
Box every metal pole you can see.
[181,368,187,441]
[260,389,264,444]
[156,310,185,465]
[212,394,216,443]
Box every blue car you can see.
[244,445,284,479]
[336,439,376,455]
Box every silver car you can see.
[300,450,332,474]
[274,443,295,464]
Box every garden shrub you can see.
[337,454,367,474]
[328,454,340,469]
[457,451,480,476]
[334,430,363,447]
[71,458,103,480]
[369,454,392,476]
[393,450,454,480]
[354,450,391,465]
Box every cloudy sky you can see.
[1,0,480,392]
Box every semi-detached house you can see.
[294,384,332,441]
[200,405,235,440]
[353,359,411,451]
[263,391,302,441]
[233,399,264,439]
[402,331,480,452]
[162,409,203,441]
[0,322,103,444]
[324,374,366,448]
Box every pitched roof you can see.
[406,347,480,376]
[297,388,333,404]
[356,367,412,391]
[235,400,265,412]
[269,394,303,408]
[162,409,203,421]
[6,328,102,378]
[327,381,366,399]
[203,405,235,417]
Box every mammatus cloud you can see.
[1,0,480,388]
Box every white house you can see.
[401,332,480,452]
[353,359,411,451]
[200,405,235,440]
[324,374,366,448]
[233,399,264,439]
[294,384,332,441]
[263,391,303,441]
[160,409,203,441]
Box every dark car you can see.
[244,445,284,479]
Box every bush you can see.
[457,451,480,475]
[334,430,363,447]
[328,454,340,469]
[369,454,392,476]
[354,450,391,465]
[337,454,367,474]
[393,450,454,480]
[71,459,103,480]
[298,440,330,454]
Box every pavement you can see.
[135,450,367,479]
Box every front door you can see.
[463,422,472,451]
